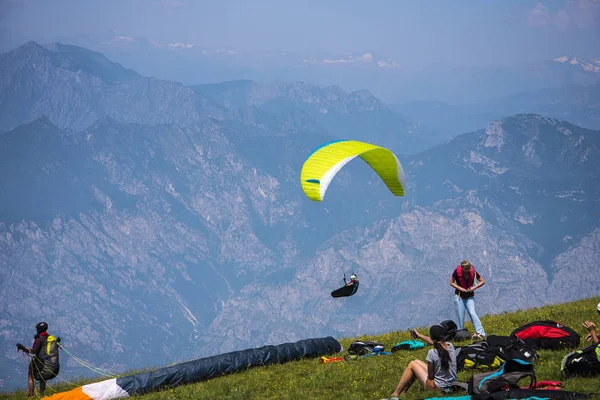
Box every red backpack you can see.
[510,321,580,350]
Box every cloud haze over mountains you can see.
[0,0,599,393]
[2,0,599,66]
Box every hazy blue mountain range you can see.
[0,42,431,154]
[1,41,599,391]
[392,82,600,142]
[192,80,431,153]
[23,32,600,104]
[397,57,600,104]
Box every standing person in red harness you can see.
[16,322,60,398]
[449,260,486,341]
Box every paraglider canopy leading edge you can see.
[300,140,405,202]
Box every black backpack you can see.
[347,341,384,356]
[454,329,471,342]
[486,335,539,364]
[456,341,505,371]
[468,359,536,394]
[510,321,580,350]
[561,342,600,377]
[439,320,458,340]
[33,334,61,382]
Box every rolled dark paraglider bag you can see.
[43,336,342,399]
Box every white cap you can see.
[597,302,600,312]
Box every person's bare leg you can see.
[391,360,429,396]
[410,360,430,388]
[391,365,415,396]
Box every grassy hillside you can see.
[4,296,600,399]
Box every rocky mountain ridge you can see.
[0,41,224,133]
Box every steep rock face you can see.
[0,118,299,386]
[406,115,600,267]
[200,204,550,354]
[547,228,600,302]
[0,42,223,132]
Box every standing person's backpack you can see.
[561,342,600,377]
[33,334,61,381]
[347,341,384,356]
[468,359,536,394]
[439,320,458,340]
[486,335,539,363]
[456,341,505,371]
[510,321,580,350]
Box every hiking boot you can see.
[472,333,484,341]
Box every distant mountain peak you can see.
[483,120,506,151]
[112,35,137,43]
[168,42,194,49]
[0,41,224,132]
[553,55,600,72]
[475,114,600,177]
[312,51,402,68]
[1,41,140,84]
[5,40,47,58]
[19,40,45,50]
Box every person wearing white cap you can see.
[582,303,600,344]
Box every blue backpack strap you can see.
[478,363,507,391]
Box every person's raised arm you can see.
[583,321,599,344]
[413,329,434,345]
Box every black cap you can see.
[429,325,445,341]
[36,322,48,334]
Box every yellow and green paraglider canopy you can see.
[300,139,405,202]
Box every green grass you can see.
[4,296,600,399]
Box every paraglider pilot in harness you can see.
[331,273,360,298]
[16,322,60,398]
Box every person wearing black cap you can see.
[16,322,60,398]
[383,325,457,399]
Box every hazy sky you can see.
[1,0,599,67]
